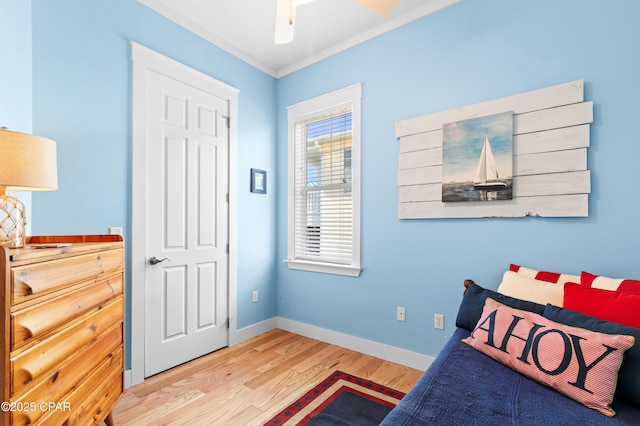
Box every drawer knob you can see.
[149,256,170,265]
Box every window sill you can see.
[284,259,362,277]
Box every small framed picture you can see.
[250,168,267,194]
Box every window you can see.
[285,84,362,277]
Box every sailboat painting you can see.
[442,111,513,202]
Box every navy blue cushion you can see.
[381,328,640,425]
[544,304,640,407]
[455,282,545,331]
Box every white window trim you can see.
[284,83,362,277]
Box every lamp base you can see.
[0,194,26,248]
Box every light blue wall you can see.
[1,0,33,234]
[28,0,278,367]
[1,0,32,131]
[18,0,640,367]
[276,0,640,356]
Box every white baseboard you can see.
[124,317,432,389]
[276,317,433,371]
[230,316,433,370]
[124,369,132,389]
[230,317,278,346]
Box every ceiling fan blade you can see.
[275,0,296,44]
[357,0,399,17]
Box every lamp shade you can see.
[0,127,58,248]
[0,127,58,191]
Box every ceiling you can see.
[137,0,459,78]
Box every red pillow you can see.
[463,298,635,416]
[564,283,640,328]
[581,271,640,293]
[510,264,579,285]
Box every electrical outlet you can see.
[397,307,406,322]
[252,290,259,303]
[434,314,444,330]
[109,227,123,236]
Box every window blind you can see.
[293,109,353,265]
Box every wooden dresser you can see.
[1,235,124,425]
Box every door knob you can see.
[149,256,170,265]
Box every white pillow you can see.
[497,271,564,307]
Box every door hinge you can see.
[226,193,229,203]
[226,243,229,254]
[226,317,230,328]
[222,115,230,129]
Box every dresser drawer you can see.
[66,356,123,426]
[12,347,123,426]
[11,326,122,426]
[11,248,123,304]
[11,274,123,351]
[12,297,123,396]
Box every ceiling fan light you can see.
[275,0,296,44]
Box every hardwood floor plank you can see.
[243,341,328,390]
[291,343,344,373]
[152,383,253,426]
[131,344,247,398]
[225,405,266,426]
[251,329,297,352]
[111,392,150,421]
[112,329,423,425]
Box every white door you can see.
[144,69,229,377]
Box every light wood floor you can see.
[112,329,423,426]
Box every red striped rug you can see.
[264,370,405,425]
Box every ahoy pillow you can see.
[544,304,640,407]
[463,298,635,416]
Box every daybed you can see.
[382,266,640,425]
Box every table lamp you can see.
[0,127,58,248]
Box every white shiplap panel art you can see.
[395,80,592,219]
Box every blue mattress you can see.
[381,327,640,425]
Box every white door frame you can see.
[130,41,238,386]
